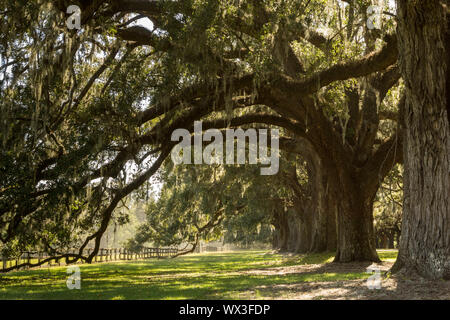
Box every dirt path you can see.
[238,262,450,300]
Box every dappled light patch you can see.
[0,250,407,300]
[1,250,448,300]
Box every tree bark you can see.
[284,139,338,253]
[272,208,290,252]
[332,167,380,262]
[392,0,450,279]
[309,169,337,253]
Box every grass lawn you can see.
[0,250,398,300]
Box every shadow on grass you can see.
[0,250,397,300]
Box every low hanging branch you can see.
[171,204,247,258]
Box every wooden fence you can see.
[0,247,178,272]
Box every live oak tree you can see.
[126,161,278,254]
[1,0,406,270]
[127,147,334,255]
[392,0,450,280]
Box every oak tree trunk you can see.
[272,208,290,252]
[332,169,380,262]
[392,0,450,279]
[308,171,338,253]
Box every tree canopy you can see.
[2,0,447,279]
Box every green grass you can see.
[377,249,398,262]
[0,250,397,300]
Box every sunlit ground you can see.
[0,250,399,300]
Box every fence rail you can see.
[0,247,178,272]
